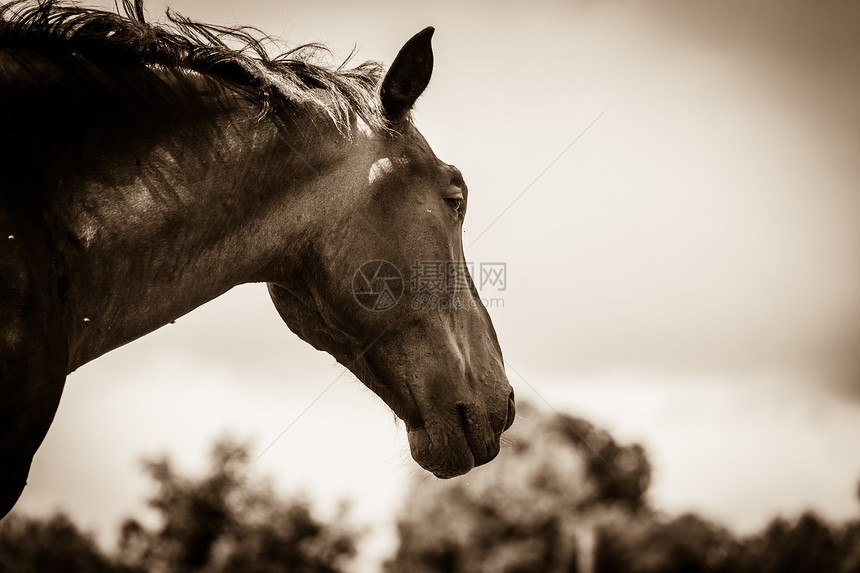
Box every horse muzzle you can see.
[406,389,516,479]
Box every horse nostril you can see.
[504,390,516,431]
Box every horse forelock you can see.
[0,0,388,135]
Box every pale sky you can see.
[14,1,860,570]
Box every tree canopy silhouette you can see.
[0,512,136,573]
[117,439,360,573]
[385,402,860,573]
[0,439,361,573]
[2,415,859,572]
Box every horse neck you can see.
[34,88,348,372]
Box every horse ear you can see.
[380,27,435,122]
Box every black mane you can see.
[0,0,386,131]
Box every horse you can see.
[0,0,515,518]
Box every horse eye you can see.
[444,197,463,214]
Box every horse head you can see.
[268,28,515,478]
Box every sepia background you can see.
[11,1,860,570]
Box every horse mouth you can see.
[405,402,507,479]
[406,424,476,479]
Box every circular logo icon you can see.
[352,260,404,311]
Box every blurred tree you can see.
[385,401,860,573]
[4,420,858,572]
[116,438,360,573]
[384,402,652,573]
[595,512,742,573]
[0,512,138,573]
[734,512,841,573]
[837,520,860,573]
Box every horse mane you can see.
[0,0,386,132]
